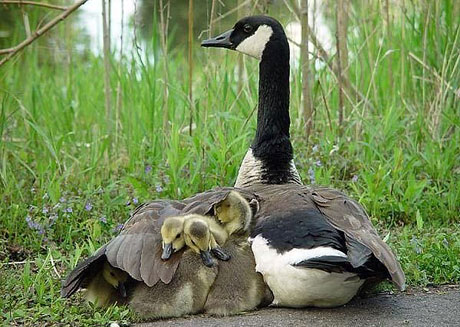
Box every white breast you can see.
[234,149,302,187]
[250,235,365,308]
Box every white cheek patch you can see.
[235,25,273,60]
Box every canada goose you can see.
[202,16,405,307]
[85,262,128,307]
[205,190,271,316]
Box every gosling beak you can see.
[201,29,234,49]
[200,250,215,267]
[211,246,231,261]
[161,243,173,260]
[117,282,127,298]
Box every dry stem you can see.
[0,1,66,11]
[0,0,89,66]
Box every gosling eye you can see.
[243,24,253,33]
[110,272,115,277]
[175,234,181,239]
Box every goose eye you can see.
[243,24,252,33]
[175,234,180,239]
[110,272,115,277]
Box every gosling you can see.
[161,214,230,265]
[183,215,231,267]
[214,190,253,235]
[205,191,272,316]
[85,261,128,307]
[160,216,186,260]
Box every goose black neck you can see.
[251,36,294,182]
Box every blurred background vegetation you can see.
[0,0,459,325]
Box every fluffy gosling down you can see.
[205,191,272,316]
[214,190,253,235]
[161,214,230,267]
[160,216,186,260]
[184,215,231,267]
[85,262,128,307]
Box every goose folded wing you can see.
[310,187,406,290]
[61,245,107,298]
[105,200,185,286]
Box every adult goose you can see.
[202,16,405,307]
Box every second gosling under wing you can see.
[204,236,272,316]
[128,249,218,320]
[84,262,128,307]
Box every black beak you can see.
[200,250,216,267]
[201,29,234,49]
[161,243,173,260]
[211,246,231,261]
[118,282,127,298]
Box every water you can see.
[80,0,135,55]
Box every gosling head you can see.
[183,218,215,268]
[201,15,287,61]
[160,216,185,260]
[102,261,128,298]
[214,191,253,234]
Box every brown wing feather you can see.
[309,187,406,290]
[60,245,106,298]
[139,234,159,287]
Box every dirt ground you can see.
[134,285,460,327]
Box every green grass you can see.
[0,1,459,325]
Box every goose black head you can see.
[202,15,287,60]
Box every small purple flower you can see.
[59,197,66,203]
[308,167,316,184]
[113,223,124,233]
[42,207,49,214]
[99,216,107,224]
[312,144,319,153]
[126,200,131,206]
[144,165,152,174]
[352,175,359,182]
[85,202,93,211]
[66,207,73,213]
[25,216,45,235]
[155,185,163,193]
[315,160,322,167]
[132,197,139,205]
